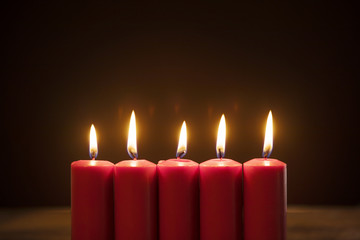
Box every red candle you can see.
[243,111,287,240]
[200,115,242,240]
[114,111,157,240]
[158,121,200,240]
[71,125,114,240]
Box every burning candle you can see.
[114,111,157,240]
[158,121,200,240]
[71,125,114,240]
[243,111,287,240]
[200,114,242,240]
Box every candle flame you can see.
[176,121,187,158]
[262,110,273,158]
[89,124,98,159]
[216,114,226,158]
[127,110,138,159]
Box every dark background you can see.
[2,2,359,206]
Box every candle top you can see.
[200,158,241,167]
[115,159,156,167]
[244,158,285,167]
[72,160,114,167]
[158,159,198,167]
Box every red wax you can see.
[243,158,287,240]
[158,159,199,240]
[114,159,157,240]
[200,158,242,240]
[71,160,114,240]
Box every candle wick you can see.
[177,156,180,160]
[217,148,225,159]
[134,157,137,161]
[92,157,95,161]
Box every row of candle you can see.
[71,111,286,240]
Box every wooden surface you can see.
[0,206,359,240]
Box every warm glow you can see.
[178,162,185,166]
[176,121,187,158]
[216,114,226,158]
[262,110,273,158]
[127,110,138,159]
[89,124,98,159]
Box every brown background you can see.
[2,2,359,206]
